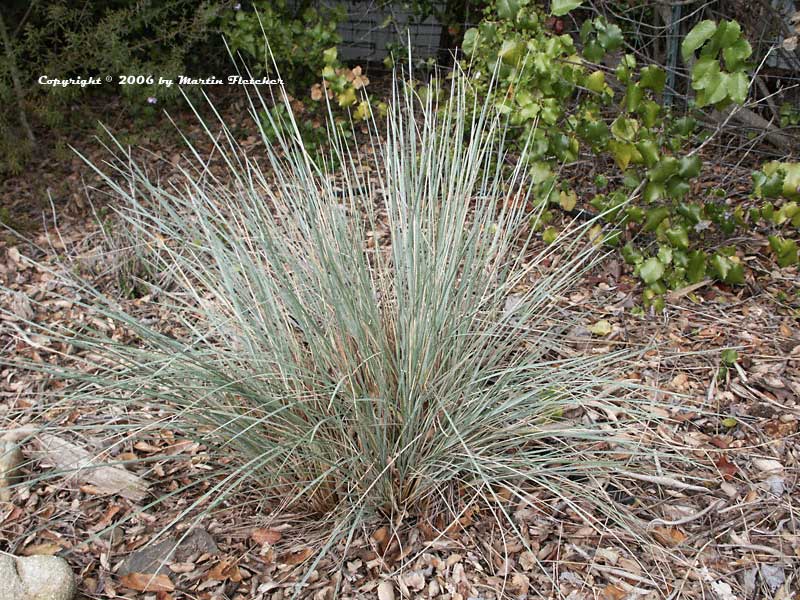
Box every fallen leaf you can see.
[21,543,62,556]
[251,528,282,545]
[753,458,783,473]
[168,562,195,573]
[134,441,160,453]
[207,558,243,582]
[352,65,370,89]
[377,580,395,600]
[119,573,175,592]
[588,319,612,336]
[716,454,738,480]
[402,570,425,591]
[602,583,628,600]
[372,526,390,552]
[281,547,313,565]
[519,550,537,571]
[652,526,687,547]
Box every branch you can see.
[713,104,797,153]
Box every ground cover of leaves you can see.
[1,96,798,600]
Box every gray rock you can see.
[118,528,218,575]
[0,554,76,600]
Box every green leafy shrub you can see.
[459,0,796,310]
[222,3,373,167]
[14,71,688,563]
[0,0,226,173]
[220,1,342,84]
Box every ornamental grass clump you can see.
[16,70,686,554]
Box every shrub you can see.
[14,70,691,573]
[221,0,342,85]
[459,0,798,310]
[0,0,226,173]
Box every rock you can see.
[0,439,24,502]
[118,529,218,576]
[0,554,76,600]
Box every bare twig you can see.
[615,470,709,493]
[647,499,725,529]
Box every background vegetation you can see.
[1,0,799,306]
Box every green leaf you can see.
[497,0,522,20]
[678,155,702,179]
[622,243,643,265]
[710,254,745,284]
[714,20,742,49]
[677,202,702,224]
[625,206,644,224]
[643,182,666,203]
[667,179,691,200]
[721,417,738,428]
[768,235,799,267]
[583,40,604,62]
[499,39,525,65]
[636,139,660,168]
[639,66,666,92]
[721,348,738,365]
[337,86,357,107]
[691,57,720,90]
[723,38,752,71]
[559,190,578,211]
[611,116,639,142]
[585,70,606,93]
[761,162,800,199]
[649,157,679,184]
[608,140,637,170]
[322,47,338,65]
[726,71,749,105]
[665,225,690,249]
[643,206,670,232]
[542,226,558,244]
[353,100,370,121]
[529,162,553,184]
[682,20,718,61]
[624,83,643,112]
[639,257,665,284]
[462,28,479,56]
[708,72,731,105]
[597,23,623,51]
[583,121,609,145]
[639,100,661,128]
[551,0,583,17]
[674,117,697,137]
[687,250,706,283]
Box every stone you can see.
[0,554,76,600]
[118,528,218,576]
[0,439,24,502]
